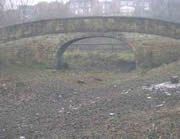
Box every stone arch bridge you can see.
[0,16,180,69]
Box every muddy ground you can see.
[0,62,180,139]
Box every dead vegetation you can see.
[0,35,180,138]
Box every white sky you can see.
[6,0,110,9]
[7,0,68,6]
[29,0,109,4]
[5,0,69,9]
[28,0,69,5]
[14,0,110,5]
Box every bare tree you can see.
[0,0,31,27]
[33,1,71,20]
[0,0,6,27]
[0,0,5,10]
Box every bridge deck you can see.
[0,16,180,44]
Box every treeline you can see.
[151,0,180,22]
[0,0,180,28]
[0,0,72,27]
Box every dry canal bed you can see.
[0,65,180,139]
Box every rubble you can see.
[142,81,180,92]
[19,136,25,139]
[109,113,115,116]
[170,76,179,84]
[147,96,152,99]
[155,101,166,108]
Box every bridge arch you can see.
[1,16,180,68]
[1,16,180,44]
[55,34,130,69]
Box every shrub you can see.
[134,40,180,69]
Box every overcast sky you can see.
[28,0,68,5]
[4,0,69,9]
[6,0,110,9]
[14,0,110,5]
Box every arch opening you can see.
[56,36,135,72]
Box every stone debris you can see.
[69,104,82,110]
[147,96,152,99]
[164,92,171,96]
[58,107,64,113]
[113,84,117,88]
[35,113,40,116]
[73,92,78,95]
[89,100,96,104]
[142,82,180,92]
[19,136,25,139]
[94,78,103,82]
[122,89,131,94]
[170,76,179,84]
[77,80,86,85]
[109,113,115,116]
[155,101,165,108]
[155,103,164,107]
[96,97,100,100]
[0,83,8,91]
[58,95,62,98]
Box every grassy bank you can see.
[63,50,136,72]
[134,39,180,69]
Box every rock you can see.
[147,96,152,99]
[19,136,25,139]
[52,134,58,139]
[113,85,117,88]
[164,92,171,96]
[109,113,115,116]
[170,76,179,84]
[155,101,165,108]
[94,78,103,82]
[77,80,85,85]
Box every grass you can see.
[2,56,180,91]
[133,39,180,69]
[64,50,135,63]
[1,44,180,90]
[1,52,180,139]
[101,105,180,139]
[1,34,180,138]
[1,44,180,83]
[63,50,136,72]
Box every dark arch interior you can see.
[56,36,135,72]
